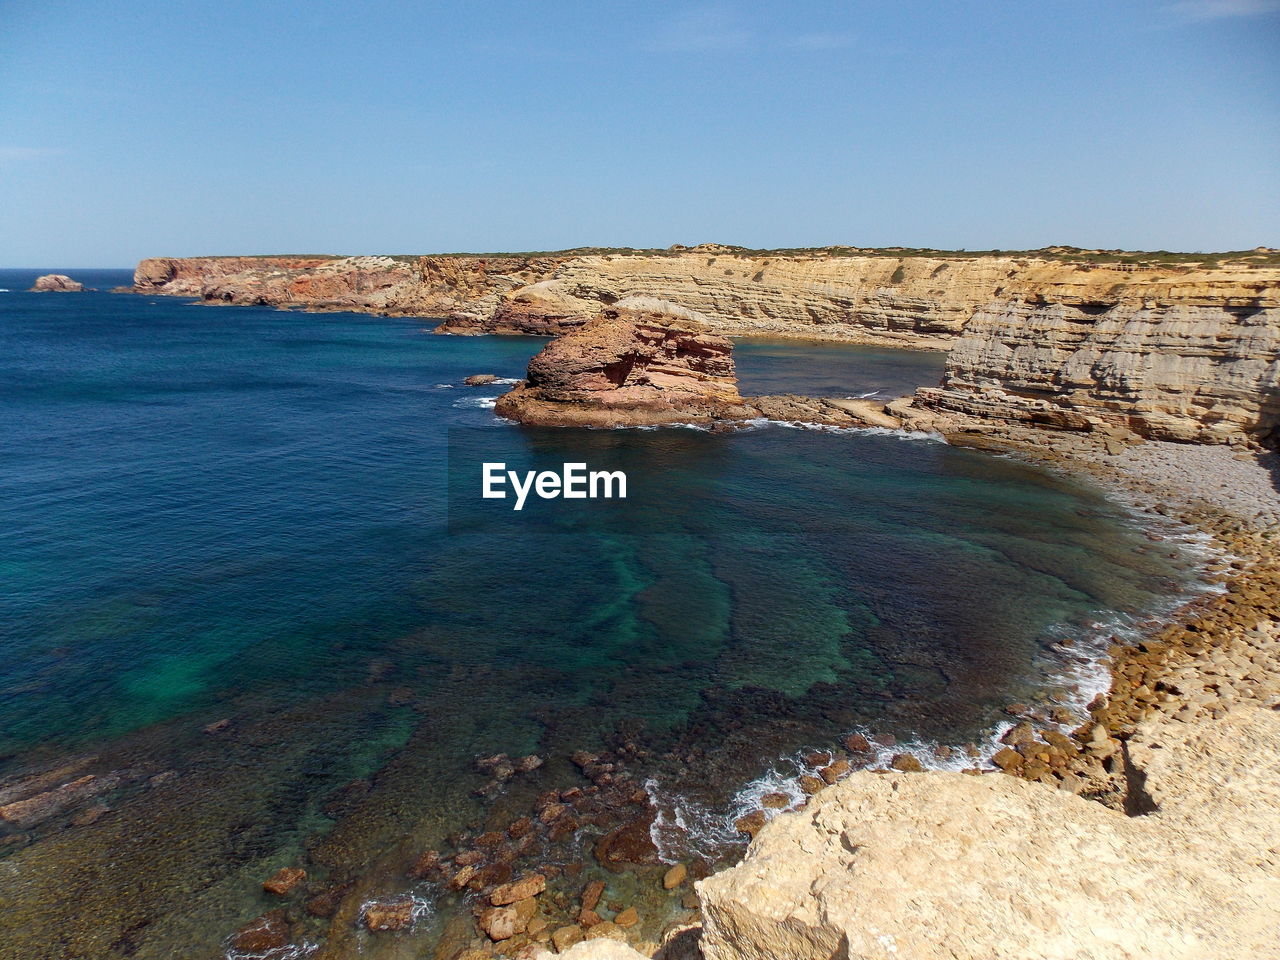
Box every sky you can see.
[1,0,1277,265]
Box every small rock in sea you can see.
[615,907,639,928]
[819,760,851,784]
[363,897,415,931]
[262,866,306,896]
[475,830,505,848]
[843,733,872,753]
[803,751,832,767]
[933,745,953,760]
[508,816,533,839]
[490,873,546,906]
[464,374,498,386]
[230,910,292,954]
[582,878,606,911]
[890,754,924,772]
[663,863,688,890]
[1003,703,1030,717]
[578,908,603,928]
[552,925,585,951]
[585,920,624,941]
[29,274,85,292]
[454,849,484,866]
[408,849,442,879]
[991,747,1023,771]
[761,792,790,809]
[515,754,544,773]
[871,733,897,748]
[203,718,231,735]
[305,880,354,918]
[539,802,567,824]
[798,775,825,795]
[734,810,767,838]
[450,864,478,889]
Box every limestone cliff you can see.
[127,248,1280,444]
[696,703,1280,960]
[130,254,563,318]
[916,300,1280,445]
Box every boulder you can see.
[363,896,415,931]
[29,274,85,292]
[490,873,546,906]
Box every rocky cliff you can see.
[127,248,1280,444]
[695,700,1280,960]
[916,300,1280,445]
[130,254,563,318]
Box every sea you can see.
[0,269,1207,959]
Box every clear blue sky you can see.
[2,0,1277,265]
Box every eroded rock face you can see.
[696,703,1280,960]
[495,303,754,428]
[30,274,85,292]
[917,301,1280,445]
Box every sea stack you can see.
[29,274,85,292]
[494,299,755,428]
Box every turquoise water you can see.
[0,271,1199,959]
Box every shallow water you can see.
[0,271,1202,959]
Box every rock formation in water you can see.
[494,301,755,428]
[695,702,1280,960]
[29,274,85,292]
[915,300,1280,445]
[493,301,925,430]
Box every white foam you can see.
[453,396,497,410]
[225,939,318,960]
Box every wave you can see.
[453,396,497,410]
[738,417,944,442]
[225,939,318,960]
[642,506,1220,864]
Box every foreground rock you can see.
[495,301,755,428]
[29,274,85,292]
[698,703,1280,960]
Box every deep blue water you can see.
[0,270,1201,958]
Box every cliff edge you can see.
[696,702,1280,960]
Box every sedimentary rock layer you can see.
[916,301,1280,444]
[494,302,754,428]
[30,273,85,292]
[128,248,1280,443]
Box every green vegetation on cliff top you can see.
[193,244,1280,268]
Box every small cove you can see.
[0,273,1205,958]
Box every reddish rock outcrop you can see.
[30,274,85,292]
[494,303,755,428]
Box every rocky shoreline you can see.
[502,434,1278,960]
